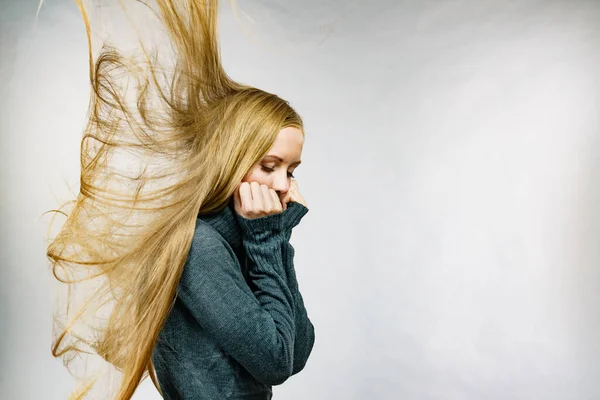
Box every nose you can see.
[271,171,290,195]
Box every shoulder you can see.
[192,219,226,245]
[177,221,243,304]
[179,220,239,284]
[188,220,234,261]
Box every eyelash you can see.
[261,165,295,178]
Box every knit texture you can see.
[151,200,315,399]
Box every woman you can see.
[153,130,314,399]
[46,1,315,399]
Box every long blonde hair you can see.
[46,1,303,398]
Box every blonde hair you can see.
[46,1,303,398]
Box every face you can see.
[242,126,304,202]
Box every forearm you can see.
[280,237,315,375]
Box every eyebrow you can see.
[263,154,302,166]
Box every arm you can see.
[281,240,315,375]
[178,212,295,386]
[273,201,316,375]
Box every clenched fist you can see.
[281,179,307,211]
[234,181,283,219]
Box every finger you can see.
[287,181,307,207]
[260,184,272,212]
[239,182,253,213]
[281,190,291,205]
[287,186,297,204]
[249,181,260,201]
[269,188,282,212]
[289,181,298,196]
[250,181,263,212]
[280,191,290,211]
[233,184,241,210]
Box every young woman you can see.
[46,1,315,399]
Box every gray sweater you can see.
[152,199,315,399]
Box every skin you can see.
[233,126,307,219]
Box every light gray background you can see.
[2,0,600,399]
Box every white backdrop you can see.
[1,0,599,399]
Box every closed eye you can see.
[261,165,295,178]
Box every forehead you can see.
[268,127,304,157]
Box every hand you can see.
[234,182,283,219]
[281,179,307,211]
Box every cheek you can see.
[242,167,267,185]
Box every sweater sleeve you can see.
[177,212,296,386]
[245,202,315,376]
[280,202,315,375]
